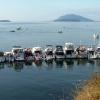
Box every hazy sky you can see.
[0,0,100,21]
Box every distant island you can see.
[55,14,94,22]
[0,20,11,22]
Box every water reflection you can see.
[45,60,54,70]
[25,61,33,66]
[94,60,100,73]
[77,59,88,66]
[0,59,100,72]
[45,60,53,66]
[0,63,4,70]
[88,60,95,66]
[64,60,74,70]
[13,62,24,72]
[55,59,64,68]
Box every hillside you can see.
[55,14,94,22]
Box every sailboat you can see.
[57,28,63,33]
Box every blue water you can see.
[0,22,100,100]
[0,22,100,51]
[0,59,99,100]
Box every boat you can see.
[12,46,24,61]
[57,28,63,33]
[0,52,5,63]
[24,48,34,61]
[10,30,16,32]
[58,30,63,33]
[64,43,75,59]
[87,47,97,59]
[54,45,65,59]
[32,47,43,61]
[4,52,15,62]
[17,27,21,30]
[96,42,100,58]
[75,45,88,59]
[44,45,54,61]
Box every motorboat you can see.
[32,47,43,61]
[0,52,5,63]
[12,46,24,61]
[17,27,21,30]
[58,30,63,33]
[64,43,75,59]
[10,30,16,32]
[24,48,34,61]
[96,42,100,58]
[44,45,54,61]
[54,45,65,59]
[75,45,88,59]
[57,28,63,33]
[4,52,15,62]
[87,47,97,59]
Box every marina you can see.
[0,0,100,100]
[0,22,100,100]
[1,42,100,63]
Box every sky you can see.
[0,0,100,22]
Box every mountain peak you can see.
[55,14,94,22]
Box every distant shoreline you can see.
[0,20,100,23]
[0,20,11,22]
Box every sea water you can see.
[0,22,100,100]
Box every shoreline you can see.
[75,73,100,100]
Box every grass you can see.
[75,73,100,100]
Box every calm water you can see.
[0,59,100,100]
[0,22,100,51]
[0,22,100,100]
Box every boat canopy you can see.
[65,43,74,50]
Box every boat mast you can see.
[93,33,99,48]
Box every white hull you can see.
[88,55,97,59]
[55,55,65,59]
[25,56,34,61]
[15,57,24,61]
[75,54,88,59]
[5,57,14,62]
[0,57,5,63]
[88,53,97,59]
[65,54,76,59]
[34,56,43,61]
[45,55,54,61]
[96,54,100,58]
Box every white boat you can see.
[17,27,21,30]
[58,30,63,33]
[44,45,54,61]
[32,47,43,61]
[54,45,65,59]
[0,52,5,63]
[12,46,24,61]
[96,43,100,58]
[64,43,75,59]
[4,52,14,62]
[75,45,88,59]
[87,47,97,59]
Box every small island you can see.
[55,14,94,22]
[0,20,11,22]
